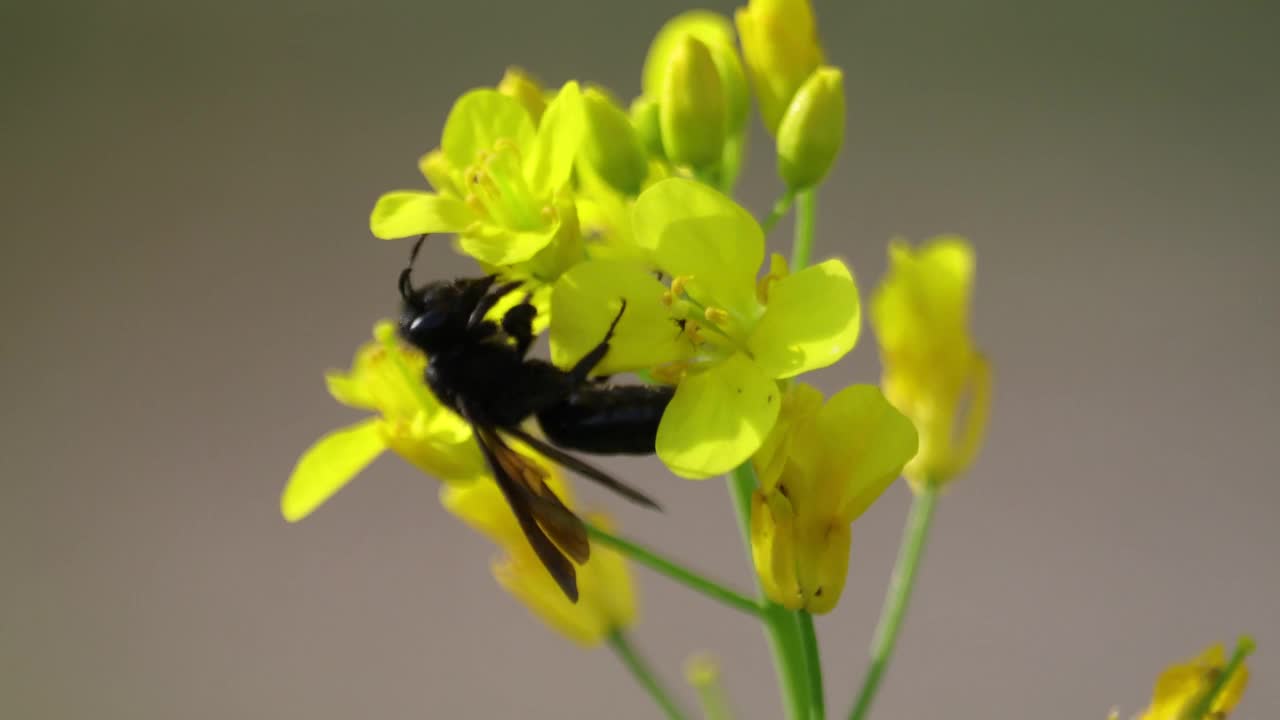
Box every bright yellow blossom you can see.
[549,178,861,478]
[750,383,917,612]
[281,321,485,522]
[871,236,991,490]
[735,0,825,134]
[441,468,637,646]
[369,80,585,270]
[1123,640,1253,720]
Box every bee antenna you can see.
[399,234,429,301]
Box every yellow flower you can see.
[441,467,637,646]
[871,236,991,490]
[750,383,917,612]
[369,80,585,269]
[281,321,485,522]
[735,0,825,134]
[549,178,862,478]
[1131,640,1253,720]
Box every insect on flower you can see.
[396,235,673,602]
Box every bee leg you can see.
[567,299,627,384]
[466,279,524,329]
[502,295,538,358]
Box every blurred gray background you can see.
[3,0,1277,718]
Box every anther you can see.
[704,306,731,326]
[670,275,692,298]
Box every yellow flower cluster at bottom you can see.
[441,464,637,646]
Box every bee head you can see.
[396,236,492,352]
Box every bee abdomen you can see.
[536,385,674,455]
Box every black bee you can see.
[397,236,673,601]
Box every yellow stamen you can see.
[652,361,689,384]
[670,275,693,298]
[704,306,731,326]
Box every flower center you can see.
[464,139,547,231]
[661,274,749,364]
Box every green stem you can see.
[1179,636,1256,720]
[686,655,734,720]
[762,190,796,233]
[791,189,817,270]
[797,611,825,719]
[609,632,689,720]
[727,463,811,720]
[847,484,939,720]
[586,523,763,617]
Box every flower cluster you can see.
[279,0,1255,718]
[285,0,984,675]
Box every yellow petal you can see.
[795,519,850,614]
[369,191,474,239]
[523,81,585,197]
[550,259,691,375]
[752,382,823,494]
[813,385,918,521]
[494,553,605,645]
[632,178,764,321]
[440,476,526,549]
[281,419,386,522]
[656,353,781,478]
[749,258,860,379]
[751,489,801,609]
[872,236,974,356]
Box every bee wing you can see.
[504,426,662,511]
[469,423,586,603]
[480,427,591,564]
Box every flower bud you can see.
[641,11,750,138]
[629,96,664,159]
[496,66,546,124]
[659,36,727,170]
[776,67,845,190]
[581,87,649,196]
[735,0,825,134]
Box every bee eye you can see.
[408,310,446,334]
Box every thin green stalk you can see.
[727,463,810,720]
[685,654,734,720]
[1179,636,1256,720]
[790,189,817,270]
[848,484,939,720]
[762,190,796,233]
[586,522,763,617]
[797,611,825,719]
[609,632,689,720]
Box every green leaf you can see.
[748,258,860,378]
[441,89,536,169]
[656,353,780,478]
[369,191,475,239]
[632,178,763,320]
[282,419,386,522]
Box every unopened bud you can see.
[641,11,746,135]
[497,66,546,124]
[659,36,727,170]
[735,0,825,134]
[629,96,665,158]
[776,67,844,190]
[582,87,649,196]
